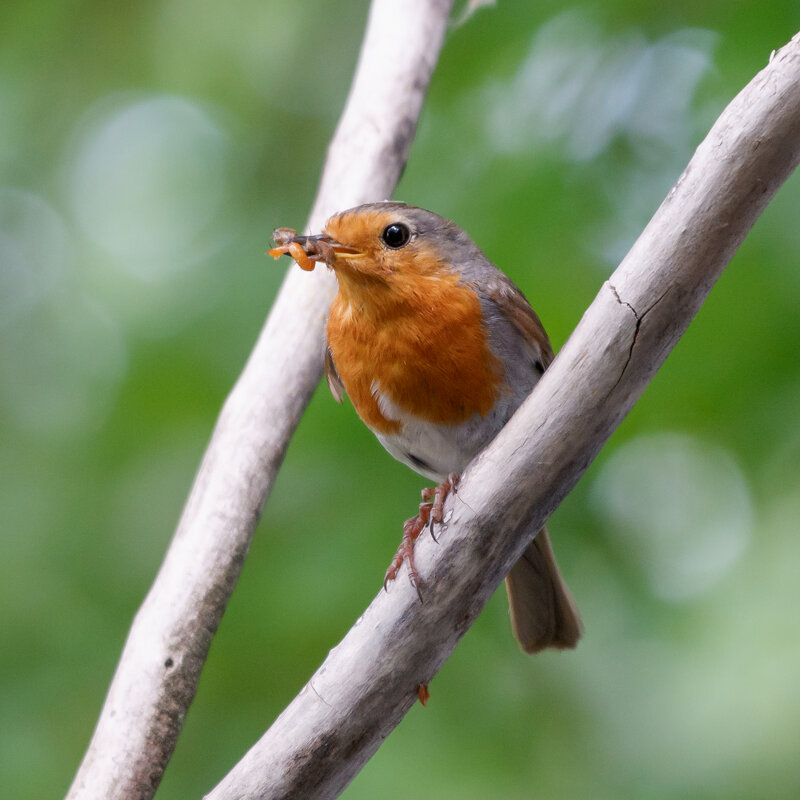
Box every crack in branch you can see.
[607,282,639,393]
[607,282,669,394]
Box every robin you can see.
[269,202,581,653]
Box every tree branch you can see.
[65,2,454,799]
[203,32,800,800]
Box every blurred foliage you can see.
[2,1,800,798]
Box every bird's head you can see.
[270,202,482,297]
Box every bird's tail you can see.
[504,525,582,653]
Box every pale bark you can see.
[204,33,800,800]
[65,2,454,799]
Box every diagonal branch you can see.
[204,32,800,800]
[65,2,454,799]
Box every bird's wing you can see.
[324,346,345,403]
[488,277,554,371]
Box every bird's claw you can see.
[384,506,430,602]
[422,473,460,535]
[383,473,461,600]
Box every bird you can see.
[269,202,581,654]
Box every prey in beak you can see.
[268,228,362,271]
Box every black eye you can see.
[381,222,411,249]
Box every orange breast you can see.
[327,269,503,435]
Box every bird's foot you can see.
[384,502,432,601]
[383,473,460,600]
[420,472,460,537]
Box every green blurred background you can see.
[2,1,800,797]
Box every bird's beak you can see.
[299,234,365,259]
[268,230,364,271]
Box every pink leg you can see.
[384,501,432,600]
[383,473,460,599]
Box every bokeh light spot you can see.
[0,189,70,329]
[591,432,751,601]
[0,296,126,438]
[67,94,231,281]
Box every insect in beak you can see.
[268,229,363,271]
